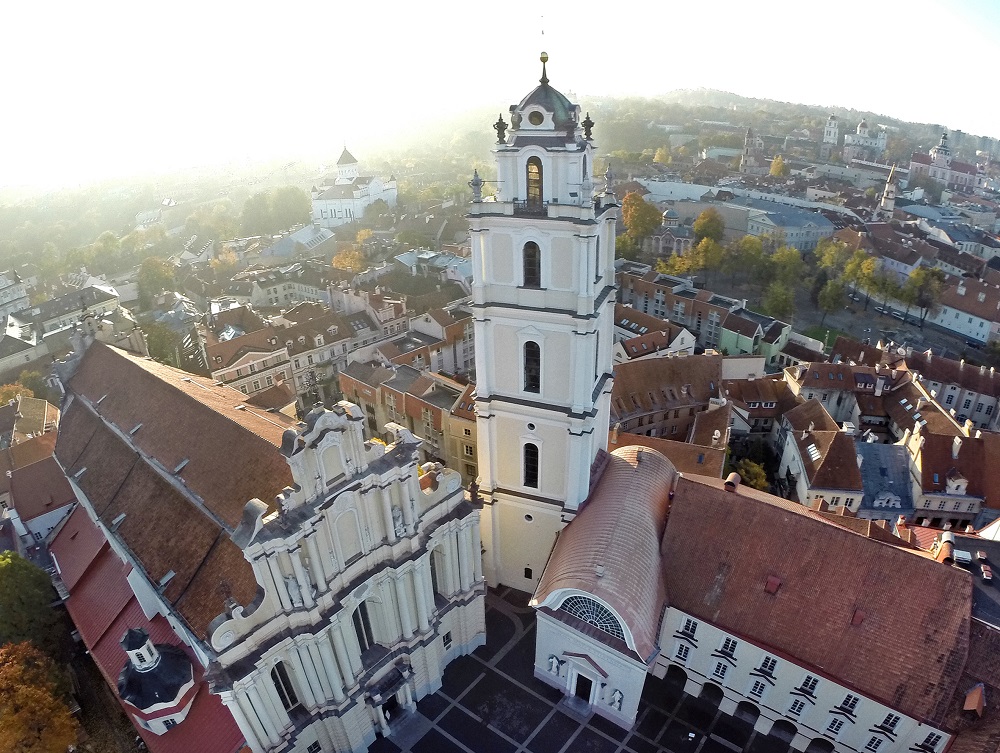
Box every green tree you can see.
[771,245,804,286]
[906,266,947,326]
[621,192,662,243]
[269,186,311,231]
[762,281,795,321]
[693,207,725,244]
[816,237,852,277]
[843,250,876,310]
[818,279,845,326]
[0,553,69,662]
[696,237,725,284]
[0,384,32,404]
[16,372,52,404]
[0,642,76,753]
[240,192,273,236]
[137,257,176,309]
[735,458,769,491]
[210,247,240,280]
[769,155,789,178]
[616,234,641,262]
[143,321,181,367]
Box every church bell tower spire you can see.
[468,55,618,589]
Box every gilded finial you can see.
[540,51,549,85]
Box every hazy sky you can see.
[3,0,999,190]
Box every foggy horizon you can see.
[3,0,999,193]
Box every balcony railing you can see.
[513,200,547,217]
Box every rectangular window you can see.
[880,714,900,732]
[464,428,472,436]
[800,675,819,694]
[866,738,883,752]
[464,444,474,457]
[443,631,453,650]
[675,643,690,661]
[923,734,943,750]
[681,618,698,637]
[164,719,177,730]
[827,719,845,736]
[759,656,777,674]
[750,680,766,698]
[789,699,806,716]
[963,398,972,409]
[713,662,727,680]
[841,694,859,712]
[946,394,954,405]
[721,637,738,656]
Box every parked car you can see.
[982,564,993,581]
[891,311,905,320]
[875,306,886,314]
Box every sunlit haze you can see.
[3,0,999,190]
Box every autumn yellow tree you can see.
[0,643,76,753]
[770,155,789,178]
[332,248,365,273]
[621,192,662,244]
[0,384,32,404]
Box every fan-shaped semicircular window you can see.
[559,595,625,641]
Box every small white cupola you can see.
[122,627,160,672]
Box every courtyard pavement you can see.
[371,587,796,753]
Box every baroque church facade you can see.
[54,341,484,753]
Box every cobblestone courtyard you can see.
[371,588,794,753]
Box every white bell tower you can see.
[468,53,618,589]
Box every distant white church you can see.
[311,149,397,229]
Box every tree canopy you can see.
[692,208,725,244]
[621,192,662,243]
[240,187,311,237]
[137,256,176,309]
[818,279,845,326]
[735,458,769,490]
[0,553,69,662]
[0,643,76,753]
[769,155,789,178]
[761,281,795,321]
[0,384,33,404]
[332,248,365,273]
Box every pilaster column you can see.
[331,621,355,682]
[400,485,414,532]
[321,516,341,574]
[381,489,397,544]
[317,633,346,702]
[414,560,430,633]
[258,670,290,734]
[447,532,460,595]
[265,555,292,612]
[421,555,437,617]
[376,704,390,736]
[394,571,415,640]
[471,519,483,582]
[457,527,472,592]
[304,533,328,593]
[338,618,363,677]
[290,547,315,608]
[286,645,317,709]
[245,681,282,746]
[306,641,333,700]
[225,690,266,753]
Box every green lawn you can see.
[802,326,853,351]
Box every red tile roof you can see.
[50,506,107,590]
[533,446,674,661]
[9,456,76,522]
[57,510,244,753]
[662,474,972,723]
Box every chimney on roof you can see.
[982,364,987,376]
[896,515,907,531]
[875,363,880,373]
[964,418,974,435]
[611,422,620,443]
[966,525,976,534]
[890,368,897,379]
[724,472,741,492]
[953,436,963,459]
[960,359,965,369]
[976,429,983,439]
